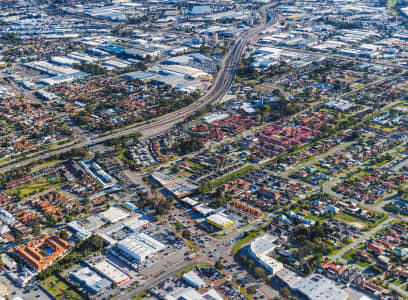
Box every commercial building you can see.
[0,209,15,225]
[71,267,112,295]
[190,6,211,16]
[324,99,354,112]
[124,46,161,59]
[248,234,283,275]
[67,220,91,240]
[161,64,210,80]
[202,113,230,125]
[150,171,177,187]
[100,207,130,224]
[80,160,116,190]
[275,267,302,288]
[76,215,105,232]
[15,235,70,272]
[150,172,197,198]
[166,287,224,300]
[164,55,193,65]
[25,61,78,76]
[166,287,205,300]
[50,56,79,66]
[40,72,88,86]
[292,274,348,300]
[123,215,152,232]
[193,204,215,217]
[182,270,206,288]
[67,52,98,64]
[122,201,138,212]
[121,71,157,82]
[97,213,152,246]
[92,260,131,286]
[165,179,198,199]
[206,213,234,229]
[117,233,167,263]
[180,197,199,207]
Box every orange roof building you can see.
[15,235,70,272]
[321,262,347,276]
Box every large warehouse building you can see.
[117,233,167,263]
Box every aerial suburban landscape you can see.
[3,0,408,299]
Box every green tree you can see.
[215,260,224,270]
[280,287,291,298]
[175,222,184,231]
[86,235,104,250]
[252,267,265,279]
[59,229,70,240]
[32,222,41,236]
[182,229,191,240]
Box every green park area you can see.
[42,275,83,300]
[6,176,60,199]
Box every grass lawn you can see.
[232,281,253,300]
[330,240,353,256]
[31,159,64,169]
[133,290,154,300]
[42,275,84,300]
[6,176,60,199]
[335,212,367,225]
[183,158,206,171]
[305,213,330,223]
[233,231,261,255]
[354,260,370,268]
[393,278,406,286]
[257,219,272,231]
[367,213,389,231]
[352,83,365,90]
[348,171,371,181]
[178,170,194,178]
[387,0,398,14]
[334,212,387,231]
[118,149,127,161]
[341,248,371,267]
[373,155,395,167]
[207,165,256,190]
[342,248,358,261]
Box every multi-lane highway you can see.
[0,5,279,174]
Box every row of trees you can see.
[235,252,268,281]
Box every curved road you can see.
[0,6,279,174]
